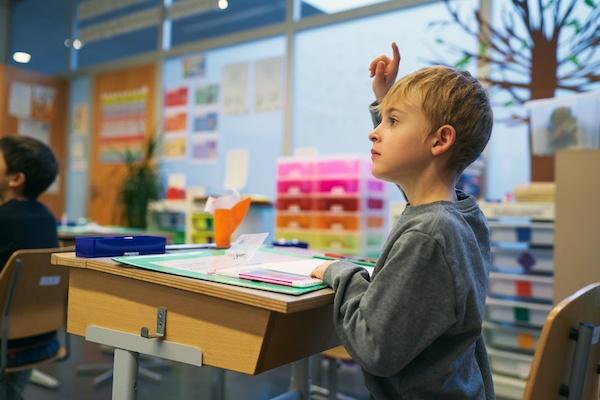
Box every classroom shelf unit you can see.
[482,209,554,400]
[275,156,388,257]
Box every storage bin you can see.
[489,272,553,302]
[277,180,313,195]
[483,322,540,353]
[276,197,313,212]
[274,230,314,246]
[277,158,314,179]
[312,197,385,212]
[485,298,552,327]
[492,246,553,274]
[492,374,527,400]
[314,232,360,253]
[191,212,213,231]
[191,232,214,244]
[488,348,533,380]
[315,157,370,176]
[276,213,312,229]
[315,179,384,194]
[312,214,360,230]
[489,222,554,246]
[367,215,384,228]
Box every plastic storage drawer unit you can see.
[489,272,553,302]
[487,347,534,380]
[492,246,553,274]
[485,297,552,327]
[484,322,540,353]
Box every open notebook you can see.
[112,248,344,295]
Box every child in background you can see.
[0,135,60,399]
[312,43,495,399]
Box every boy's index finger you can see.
[391,42,401,68]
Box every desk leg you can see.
[290,358,310,399]
[112,348,139,400]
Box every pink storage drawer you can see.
[316,158,370,176]
[277,180,313,195]
[277,160,314,179]
[315,179,385,194]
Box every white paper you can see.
[204,188,241,213]
[224,149,249,191]
[222,62,249,114]
[167,173,186,190]
[224,233,269,267]
[254,56,283,112]
[18,119,50,144]
[9,82,32,118]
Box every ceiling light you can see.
[218,0,228,10]
[73,39,83,50]
[12,52,31,64]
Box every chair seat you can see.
[321,345,352,361]
[6,346,67,373]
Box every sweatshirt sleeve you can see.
[369,101,381,127]
[322,230,457,377]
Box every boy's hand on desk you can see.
[311,261,336,280]
[369,41,401,102]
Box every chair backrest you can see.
[524,282,600,400]
[0,248,71,339]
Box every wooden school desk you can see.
[51,252,339,400]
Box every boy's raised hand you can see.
[369,42,401,102]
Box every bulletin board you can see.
[160,36,285,198]
[88,64,156,225]
[0,65,68,218]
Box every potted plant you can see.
[119,135,161,229]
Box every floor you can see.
[25,335,370,400]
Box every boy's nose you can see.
[368,128,380,143]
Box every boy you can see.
[0,135,59,399]
[312,44,495,399]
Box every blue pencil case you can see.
[75,236,166,258]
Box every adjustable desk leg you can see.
[290,358,310,399]
[112,348,139,400]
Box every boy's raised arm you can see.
[369,42,401,102]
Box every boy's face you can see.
[369,100,433,183]
[0,151,23,202]
[0,151,11,200]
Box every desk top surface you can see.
[52,252,334,314]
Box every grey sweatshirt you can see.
[323,191,495,399]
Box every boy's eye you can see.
[388,117,398,126]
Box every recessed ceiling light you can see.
[12,52,31,63]
[218,0,228,10]
[73,39,83,50]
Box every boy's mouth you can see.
[371,149,381,156]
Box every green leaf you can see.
[566,19,581,33]
[567,55,582,68]
[543,0,555,8]
[454,54,472,69]
[520,40,529,50]
[584,0,595,7]
[503,100,515,107]
[435,37,444,44]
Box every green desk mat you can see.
[113,248,327,296]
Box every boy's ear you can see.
[430,125,456,157]
[8,172,26,189]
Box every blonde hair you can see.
[379,66,493,175]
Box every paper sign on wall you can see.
[9,82,32,118]
[254,56,283,112]
[222,62,249,115]
[224,149,249,191]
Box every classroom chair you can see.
[0,248,71,388]
[524,282,600,400]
